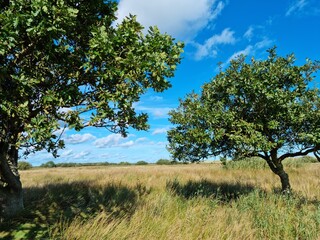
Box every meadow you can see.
[1,159,320,239]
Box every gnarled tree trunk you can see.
[266,151,291,194]
[276,167,291,194]
[0,142,24,218]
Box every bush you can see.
[222,157,268,170]
[135,161,148,165]
[118,162,131,166]
[40,161,57,168]
[18,161,32,170]
[223,156,318,170]
[283,156,318,168]
[156,159,172,165]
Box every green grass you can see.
[222,156,318,170]
[1,162,319,239]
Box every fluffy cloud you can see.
[93,134,142,148]
[93,134,124,148]
[116,0,225,41]
[64,133,96,144]
[193,28,236,60]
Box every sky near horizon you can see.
[27,0,320,166]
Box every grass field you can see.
[1,161,320,239]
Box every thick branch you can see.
[278,147,319,162]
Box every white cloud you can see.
[149,96,163,102]
[152,128,169,135]
[60,149,73,157]
[58,107,72,113]
[227,45,254,63]
[93,134,124,148]
[118,141,135,148]
[255,38,273,49]
[136,137,148,143]
[227,38,273,63]
[134,103,173,118]
[243,26,254,41]
[193,28,236,60]
[286,0,308,16]
[64,133,96,144]
[116,0,225,41]
[74,151,91,159]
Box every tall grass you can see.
[0,162,319,239]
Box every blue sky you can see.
[27,0,320,166]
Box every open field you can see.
[1,162,320,239]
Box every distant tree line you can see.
[18,159,185,169]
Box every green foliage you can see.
[168,47,320,191]
[283,156,318,168]
[222,158,268,170]
[118,161,131,166]
[236,191,320,240]
[0,0,183,202]
[222,156,318,170]
[135,160,148,165]
[18,161,32,170]
[156,159,173,165]
[168,47,320,163]
[40,161,56,168]
[0,0,183,157]
[55,162,113,167]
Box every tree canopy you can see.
[168,48,320,192]
[0,0,183,216]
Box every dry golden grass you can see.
[1,162,320,239]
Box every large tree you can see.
[0,0,183,216]
[168,48,320,193]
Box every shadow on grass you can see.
[0,181,149,239]
[166,178,256,203]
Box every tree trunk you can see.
[266,151,292,194]
[0,186,24,218]
[0,143,24,218]
[276,168,291,194]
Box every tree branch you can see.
[278,146,319,162]
[314,151,320,162]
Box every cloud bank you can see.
[116,0,225,41]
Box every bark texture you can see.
[0,143,24,218]
[266,153,291,194]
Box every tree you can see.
[17,161,32,170]
[0,0,183,217]
[168,48,320,193]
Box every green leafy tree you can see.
[168,48,320,193]
[40,161,56,168]
[0,0,183,216]
[17,161,32,170]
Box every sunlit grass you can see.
[0,162,319,239]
